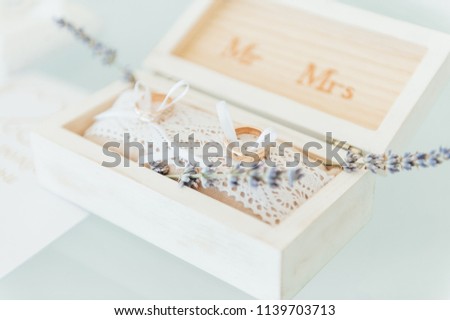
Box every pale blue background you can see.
[1,0,450,299]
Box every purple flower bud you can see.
[149,160,170,175]
[248,169,263,188]
[179,165,200,189]
[200,166,217,188]
[54,17,134,82]
[266,167,283,188]
[288,168,303,187]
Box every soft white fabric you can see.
[85,87,333,225]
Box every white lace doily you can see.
[84,89,333,225]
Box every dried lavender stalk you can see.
[343,147,450,174]
[150,146,450,189]
[161,162,304,190]
[54,17,136,84]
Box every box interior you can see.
[171,0,427,131]
[64,83,342,226]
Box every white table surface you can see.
[0,0,450,299]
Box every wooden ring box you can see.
[31,0,450,299]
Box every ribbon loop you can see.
[133,80,190,121]
[95,80,189,125]
[217,101,277,145]
[216,101,238,142]
[156,80,190,112]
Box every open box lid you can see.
[145,0,450,154]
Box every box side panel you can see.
[281,173,375,299]
[31,131,282,299]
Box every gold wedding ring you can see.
[225,126,265,162]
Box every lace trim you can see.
[84,90,334,225]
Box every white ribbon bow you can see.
[216,101,277,144]
[94,80,204,166]
[95,80,190,123]
[134,80,190,122]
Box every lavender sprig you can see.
[344,147,450,174]
[248,162,265,188]
[170,165,220,189]
[164,146,450,189]
[228,164,246,187]
[200,166,219,188]
[147,147,450,189]
[288,168,304,187]
[266,167,284,188]
[147,160,170,176]
[164,162,304,189]
[178,165,201,189]
[54,17,136,84]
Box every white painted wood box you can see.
[31,0,450,299]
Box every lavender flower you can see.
[365,153,386,174]
[172,143,450,190]
[441,147,450,160]
[402,152,415,171]
[54,17,136,83]
[416,152,428,168]
[122,69,137,84]
[386,151,401,174]
[148,160,170,175]
[342,146,450,175]
[287,167,304,187]
[248,171,263,188]
[428,149,443,167]
[248,163,264,188]
[266,167,284,188]
[179,165,201,190]
[228,164,245,187]
[343,151,362,173]
[200,166,218,188]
